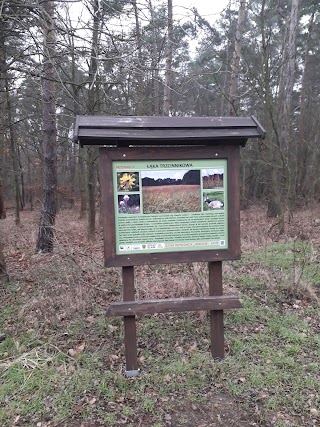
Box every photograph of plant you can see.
[202,169,224,189]
[117,172,140,192]
[118,194,140,214]
[203,190,225,211]
[141,169,201,214]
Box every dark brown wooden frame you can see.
[99,145,241,267]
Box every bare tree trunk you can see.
[36,0,57,253]
[69,29,86,218]
[0,238,8,285]
[279,0,299,219]
[149,0,160,115]
[18,144,25,210]
[280,0,299,149]
[257,0,283,222]
[5,75,20,225]
[0,23,7,222]
[87,146,96,240]
[132,0,144,115]
[0,181,5,220]
[79,145,86,219]
[228,0,246,116]
[163,0,173,116]
[86,0,100,241]
[27,156,33,211]
[0,31,8,280]
[296,9,315,198]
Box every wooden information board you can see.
[74,115,266,376]
[99,146,240,267]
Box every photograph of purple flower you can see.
[118,194,140,214]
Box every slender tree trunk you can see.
[86,0,101,240]
[228,0,246,116]
[149,0,160,115]
[281,0,299,214]
[297,10,315,198]
[272,0,299,225]
[0,180,5,220]
[0,24,7,224]
[79,145,86,219]
[18,144,25,209]
[0,238,8,285]
[5,75,20,225]
[258,0,283,222]
[27,156,33,211]
[71,38,86,218]
[36,0,57,253]
[163,0,173,116]
[86,0,100,240]
[87,146,96,240]
[132,0,144,115]
[0,24,8,281]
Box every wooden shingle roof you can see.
[73,115,266,147]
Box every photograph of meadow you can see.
[118,194,140,214]
[202,168,224,189]
[141,169,201,214]
[203,190,225,211]
[117,172,140,192]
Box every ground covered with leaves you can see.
[1,205,320,426]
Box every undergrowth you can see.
[1,206,320,426]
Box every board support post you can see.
[122,266,139,376]
[209,261,224,360]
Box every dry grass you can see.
[1,209,121,333]
[2,204,319,329]
[142,185,201,214]
[1,204,320,426]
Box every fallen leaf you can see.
[310,408,320,417]
[188,342,198,353]
[68,342,86,357]
[68,348,77,357]
[77,342,85,353]
[110,354,119,361]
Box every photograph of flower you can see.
[118,194,140,214]
[117,172,140,192]
[202,169,224,189]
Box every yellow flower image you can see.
[117,172,139,191]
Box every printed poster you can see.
[113,159,228,254]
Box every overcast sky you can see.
[173,0,230,25]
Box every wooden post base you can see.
[110,263,241,373]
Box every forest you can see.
[1,1,320,426]
[1,0,319,235]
